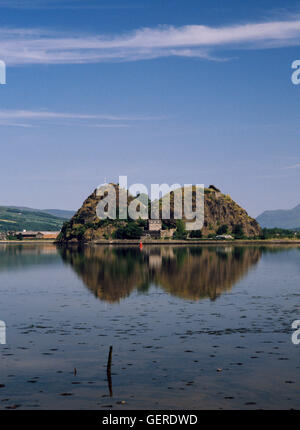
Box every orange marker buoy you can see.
[139,241,143,250]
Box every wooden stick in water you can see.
[107,345,113,397]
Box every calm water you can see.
[0,243,300,410]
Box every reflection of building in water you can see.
[8,244,58,255]
[149,254,162,269]
[0,243,58,255]
[142,246,175,259]
[223,247,234,253]
[0,243,60,273]
[60,245,262,303]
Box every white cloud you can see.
[0,109,162,121]
[1,18,300,65]
[0,120,35,128]
[0,109,162,127]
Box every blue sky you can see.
[1,0,300,216]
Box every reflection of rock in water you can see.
[60,245,262,303]
[59,246,148,303]
[157,247,261,300]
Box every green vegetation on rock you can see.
[113,221,144,239]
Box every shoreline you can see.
[91,239,300,245]
[1,239,300,246]
[0,240,56,243]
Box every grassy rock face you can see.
[202,189,261,237]
[57,185,261,242]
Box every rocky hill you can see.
[201,187,260,236]
[57,184,261,242]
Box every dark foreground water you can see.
[0,243,300,410]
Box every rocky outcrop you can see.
[57,184,261,242]
[201,187,261,237]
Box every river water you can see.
[0,243,299,409]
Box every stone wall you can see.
[148,220,162,231]
[160,229,176,239]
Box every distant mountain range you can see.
[0,206,75,232]
[256,204,300,229]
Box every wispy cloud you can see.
[282,163,300,169]
[0,120,36,128]
[0,109,162,127]
[2,17,300,65]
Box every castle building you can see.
[208,185,221,198]
[147,219,162,231]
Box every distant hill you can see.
[0,206,73,232]
[41,209,75,219]
[256,204,300,229]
